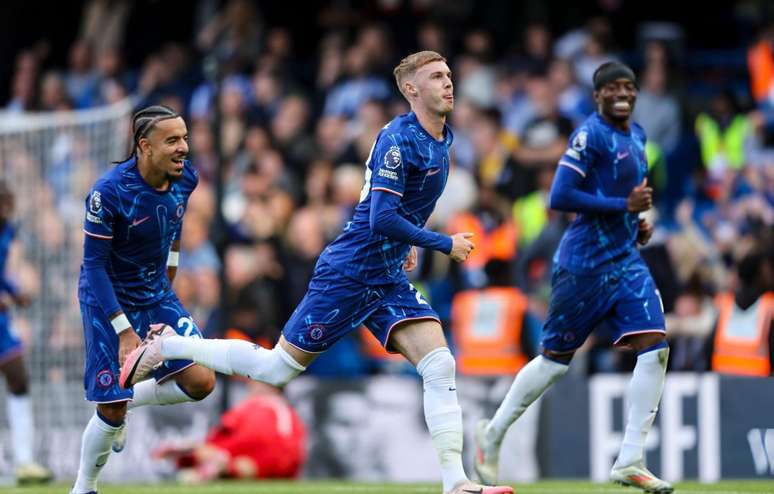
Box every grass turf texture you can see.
[3,480,773,494]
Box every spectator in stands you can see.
[510,74,574,197]
[548,58,593,126]
[710,239,774,376]
[196,0,262,74]
[456,29,497,108]
[633,50,682,156]
[270,94,314,173]
[178,210,220,324]
[323,44,390,120]
[695,91,753,178]
[447,186,516,289]
[470,107,522,199]
[6,51,39,112]
[38,71,72,112]
[64,39,98,109]
[665,272,716,371]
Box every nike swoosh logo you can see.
[426,168,441,176]
[462,489,483,494]
[131,216,151,227]
[122,347,147,387]
[616,151,629,160]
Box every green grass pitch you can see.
[2,480,774,494]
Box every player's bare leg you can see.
[121,324,311,389]
[610,333,672,493]
[473,350,570,485]
[389,319,513,494]
[115,363,216,453]
[0,355,53,485]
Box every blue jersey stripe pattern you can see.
[319,112,453,284]
[554,112,648,273]
[78,157,198,310]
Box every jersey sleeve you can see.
[83,182,119,240]
[185,160,200,189]
[369,132,410,197]
[557,125,599,178]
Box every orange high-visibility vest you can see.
[447,212,517,270]
[712,292,774,377]
[748,41,774,102]
[452,287,529,376]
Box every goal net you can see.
[0,99,133,480]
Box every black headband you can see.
[593,63,637,91]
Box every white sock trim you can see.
[276,344,307,372]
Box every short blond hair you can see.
[393,51,447,98]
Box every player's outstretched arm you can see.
[369,190,453,254]
[549,164,628,214]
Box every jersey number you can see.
[358,141,377,203]
[177,316,200,338]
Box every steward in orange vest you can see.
[710,249,774,377]
[447,190,517,275]
[451,260,535,376]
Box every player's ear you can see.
[405,81,417,97]
[138,137,151,156]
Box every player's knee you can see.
[97,402,128,425]
[542,349,575,366]
[6,375,29,395]
[417,347,456,384]
[626,332,668,353]
[243,345,304,388]
[181,370,217,400]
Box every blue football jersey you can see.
[78,157,198,308]
[0,223,15,306]
[554,112,648,273]
[319,112,453,284]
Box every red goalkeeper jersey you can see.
[207,394,306,478]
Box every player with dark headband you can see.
[475,61,673,494]
[593,61,639,92]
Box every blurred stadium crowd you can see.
[3,0,774,378]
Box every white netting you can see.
[0,99,133,479]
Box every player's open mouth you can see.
[613,101,631,111]
[443,94,453,101]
